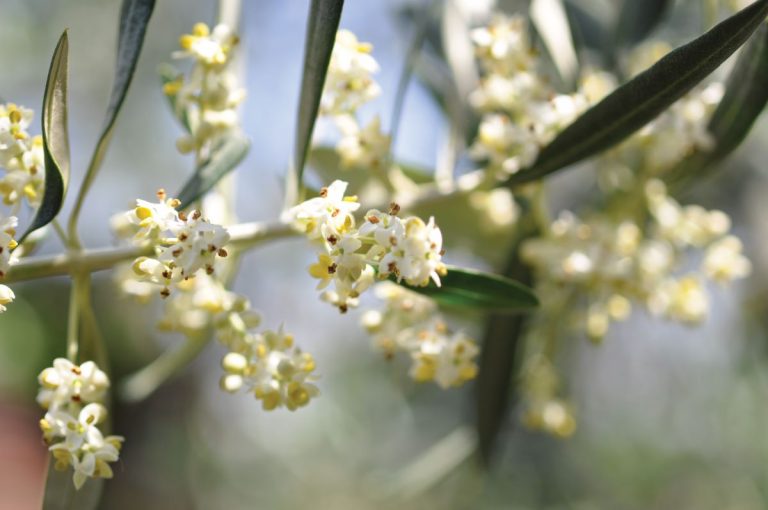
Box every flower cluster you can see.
[285,180,446,313]
[362,282,479,388]
[122,189,231,297]
[37,359,124,490]
[0,212,18,313]
[164,22,245,155]
[320,30,391,175]
[115,255,321,412]
[521,179,750,341]
[219,327,319,411]
[0,103,45,211]
[469,14,587,178]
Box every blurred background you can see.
[1,0,767,508]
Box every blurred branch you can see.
[5,221,296,283]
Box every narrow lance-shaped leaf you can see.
[19,31,70,244]
[476,218,538,465]
[69,0,156,230]
[668,23,768,186]
[400,265,539,312]
[615,0,671,47]
[285,0,344,207]
[175,133,250,207]
[507,0,768,186]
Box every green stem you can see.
[119,331,209,402]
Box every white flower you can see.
[44,404,123,490]
[175,23,238,67]
[471,14,534,75]
[470,113,540,176]
[285,180,360,241]
[410,327,479,389]
[37,359,110,410]
[321,30,381,115]
[703,235,751,283]
[649,275,709,324]
[220,328,319,411]
[0,213,18,277]
[0,284,13,313]
[335,115,391,170]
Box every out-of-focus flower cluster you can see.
[320,30,392,176]
[285,179,446,313]
[0,212,18,313]
[37,359,124,490]
[164,22,245,155]
[116,189,230,298]
[469,14,588,178]
[522,179,750,340]
[362,282,479,389]
[0,103,45,211]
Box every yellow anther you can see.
[135,206,153,220]
[192,22,210,37]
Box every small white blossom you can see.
[285,180,360,242]
[703,235,751,283]
[0,283,14,313]
[335,114,391,170]
[321,30,381,115]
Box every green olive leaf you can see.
[175,133,250,207]
[668,23,768,186]
[284,0,345,207]
[507,0,768,186]
[19,31,70,245]
[399,265,539,312]
[68,0,156,233]
[475,218,539,465]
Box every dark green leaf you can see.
[401,265,538,312]
[175,133,250,207]
[507,0,768,186]
[476,218,538,465]
[668,24,768,186]
[19,31,70,244]
[285,0,344,206]
[69,0,156,232]
[616,0,670,46]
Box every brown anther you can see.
[156,189,167,200]
[0,271,5,278]
[208,244,217,252]
[161,270,171,279]
[389,236,397,246]
[389,203,400,215]
[178,211,188,221]
[326,235,338,245]
[179,233,188,241]
[217,248,228,257]
[206,265,215,275]
[172,248,183,257]
[71,366,82,375]
[169,198,181,209]
[331,208,340,218]
[339,304,348,314]
[367,215,380,224]
[160,288,170,298]
[71,394,82,403]
[319,187,328,198]
[0,247,4,254]
[387,262,398,274]
[440,249,446,256]
[327,263,338,275]
[191,210,202,220]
